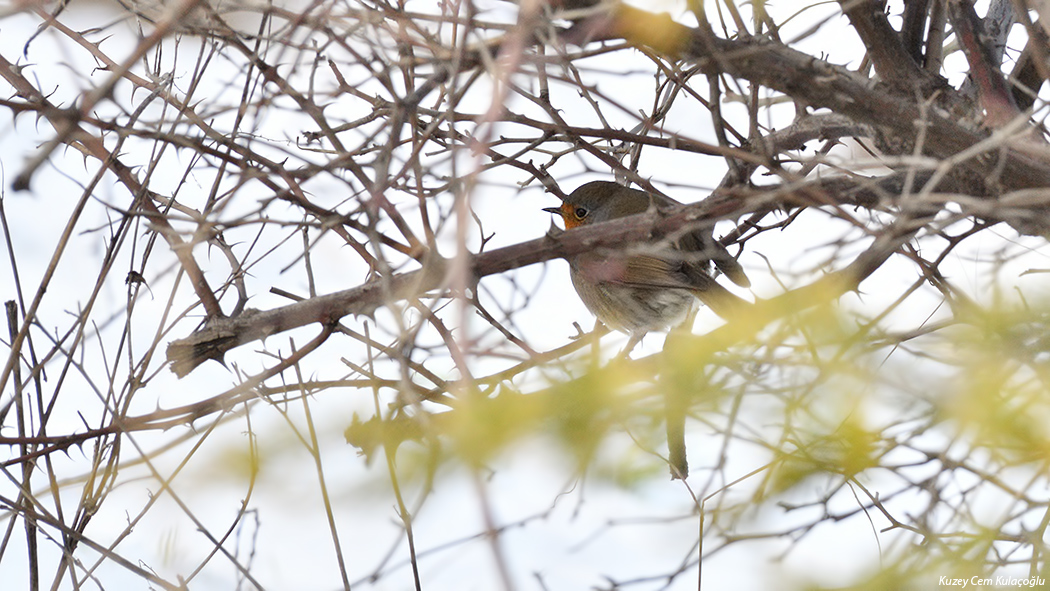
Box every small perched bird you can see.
[545,180,751,479]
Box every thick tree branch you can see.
[900,0,932,66]
[591,5,1050,199]
[167,167,1013,377]
[672,11,1050,194]
[946,0,1021,127]
[838,0,929,89]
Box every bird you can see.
[544,180,751,479]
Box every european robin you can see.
[544,180,752,479]
[544,181,750,331]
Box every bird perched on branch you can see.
[544,180,751,479]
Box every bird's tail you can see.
[691,278,752,320]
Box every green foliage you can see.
[767,416,879,496]
[938,310,1050,465]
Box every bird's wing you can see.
[574,252,688,289]
[677,229,751,288]
[574,252,751,318]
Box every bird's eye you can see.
[574,207,588,219]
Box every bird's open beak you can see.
[544,205,568,236]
